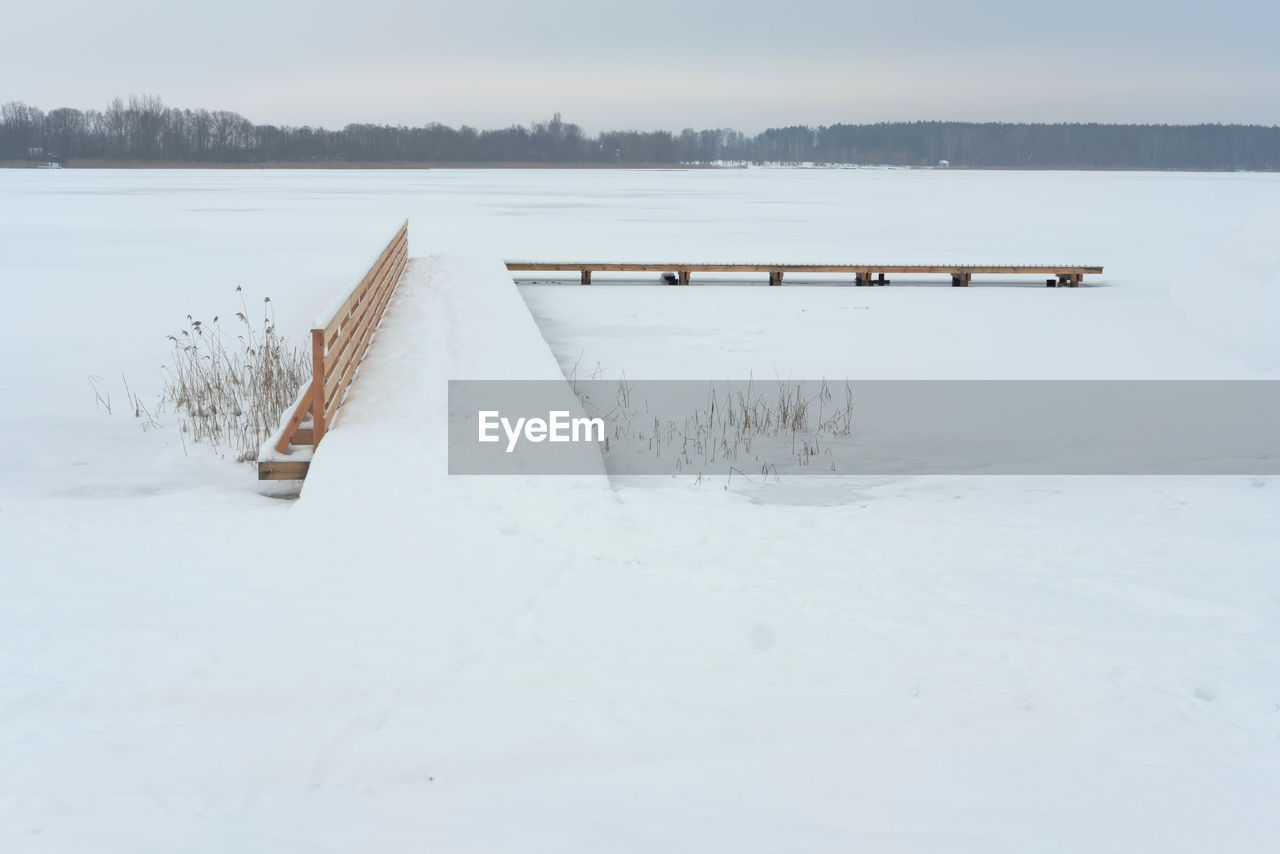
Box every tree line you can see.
[3,96,1277,170]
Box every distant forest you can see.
[3,96,1278,170]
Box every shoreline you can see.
[2,160,1270,173]
[0,160,736,170]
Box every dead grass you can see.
[88,374,159,429]
[591,377,854,474]
[159,288,309,462]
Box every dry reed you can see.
[160,288,309,462]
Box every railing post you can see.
[311,327,326,445]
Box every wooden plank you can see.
[258,460,311,480]
[323,247,406,409]
[322,228,406,350]
[325,229,407,350]
[323,226,406,346]
[324,244,404,377]
[322,223,407,342]
[335,237,406,360]
[292,428,314,445]
[506,261,1104,275]
[324,248,406,423]
[273,380,314,454]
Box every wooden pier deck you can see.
[506,262,1103,287]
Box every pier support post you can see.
[769,271,783,286]
[679,270,691,286]
[581,269,591,285]
[951,272,971,287]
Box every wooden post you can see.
[679,270,691,286]
[769,271,783,286]
[877,273,887,285]
[311,328,326,444]
[1072,273,1082,287]
[580,269,591,285]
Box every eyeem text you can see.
[478,410,605,453]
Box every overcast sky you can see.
[5,0,1278,131]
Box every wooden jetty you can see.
[506,262,1102,287]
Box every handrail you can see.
[271,221,409,456]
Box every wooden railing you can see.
[259,221,408,480]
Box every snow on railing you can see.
[258,220,408,479]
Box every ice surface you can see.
[1,168,1279,852]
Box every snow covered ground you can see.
[2,167,1279,852]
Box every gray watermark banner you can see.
[448,380,1280,475]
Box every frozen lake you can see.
[4,166,1278,406]
[2,167,1279,852]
